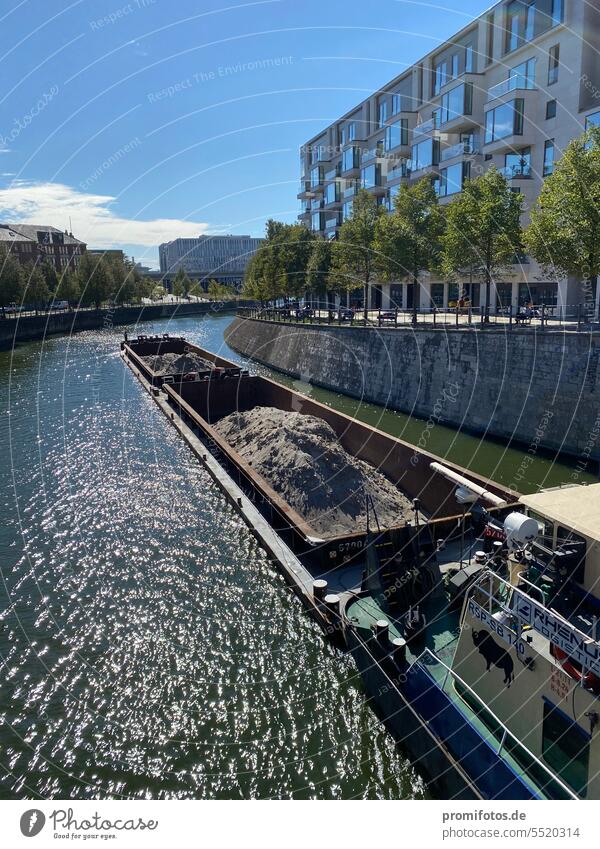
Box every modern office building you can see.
[0,223,86,271]
[298,0,600,314]
[158,234,263,288]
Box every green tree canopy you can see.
[441,167,523,316]
[374,177,445,322]
[0,248,24,307]
[77,252,113,308]
[330,189,383,318]
[172,267,192,298]
[242,220,315,303]
[525,126,600,299]
[305,238,333,303]
[55,270,81,305]
[23,264,50,308]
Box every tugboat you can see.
[341,472,600,799]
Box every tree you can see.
[40,260,59,294]
[374,178,445,324]
[172,267,192,299]
[330,189,383,320]
[242,220,315,304]
[305,238,333,307]
[55,270,81,305]
[77,252,112,308]
[23,264,50,309]
[0,248,24,307]
[442,167,523,318]
[525,126,600,312]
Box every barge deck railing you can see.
[413,647,578,800]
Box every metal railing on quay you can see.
[237,303,600,333]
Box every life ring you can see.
[550,644,600,695]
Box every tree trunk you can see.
[364,280,369,323]
[412,269,418,326]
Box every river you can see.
[0,313,592,800]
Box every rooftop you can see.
[6,223,85,246]
[520,483,600,541]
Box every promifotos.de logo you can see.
[20,809,46,837]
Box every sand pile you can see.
[214,407,413,536]
[142,351,214,376]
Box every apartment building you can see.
[158,234,263,288]
[298,0,600,314]
[0,223,86,271]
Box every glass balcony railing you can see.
[501,163,532,179]
[343,181,360,198]
[386,164,410,182]
[488,76,536,101]
[362,147,384,164]
[325,217,339,229]
[414,117,436,137]
[440,138,479,162]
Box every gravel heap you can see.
[142,351,215,376]
[214,406,413,536]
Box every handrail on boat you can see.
[410,647,579,800]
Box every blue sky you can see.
[0,0,488,267]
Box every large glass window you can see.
[392,94,401,115]
[348,122,356,141]
[484,99,524,144]
[325,181,340,204]
[385,119,409,151]
[379,101,388,128]
[310,166,323,188]
[506,1,536,52]
[440,83,472,124]
[543,139,555,176]
[434,61,448,95]
[438,161,468,197]
[542,700,589,797]
[361,164,380,189]
[386,183,401,211]
[342,200,353,221]
[465,44,474,73]
[551,0,563,25]
[410,138,440,171]
[451,53,459,78]
[505,147,531,178]
[311,212,323,232]
[586,111,600,130]
[548,44,560,85]
[342,147,359,172]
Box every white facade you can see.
[158,235,263,286]
[298,0,600,316]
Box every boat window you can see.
[542,699,589,797]
[527,510,554,546]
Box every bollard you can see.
[312,579,328,601]
[391,636,407,665]
[324,593,340,617]
[375,619,389,642]
[475,550,487,564]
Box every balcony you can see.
[413,117,436,138]
[501,163,533,179]
[385,162,410,183]
[343,180,360,198]
[488,77,536,103]
[362,145,384,164]
[440,137,479,162]
[325,216,339,230]
[324,164,341,181]
[297,180,316,199]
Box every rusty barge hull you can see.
[121,334,518,569]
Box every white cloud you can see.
[0,180,209,248]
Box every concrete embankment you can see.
[225,316,600,464]
[0,301,243,349]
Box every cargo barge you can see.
[123,334,592,801]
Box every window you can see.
[342,200,353,221]
[310,166,323,188]
[439,83,472,124]
[551,0,563,25]
[465,44,474,73]
[311,212,323,232]
[506,1,537,52]
[325,181,340,204]
[546,99,557,119]
[505,147,531,178]
[586,111,600,130]
[410,138,440,171]
[361,164,380,189]
[451,53,459,78]
[384,119,408,151]
[386,183,401,211]
[509,57,537,90]
[437,161,468,197]
[486,12,494,64]
[542,700,589,797]
[434,60,448,95]
[339,126,347,146]
[548,44,560,85]
[379,101,388,128]
[484,99,524,144]
[392,94,401,115]
[348,123,356,141]
[543,139,555,176]
[342,147,359,172]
